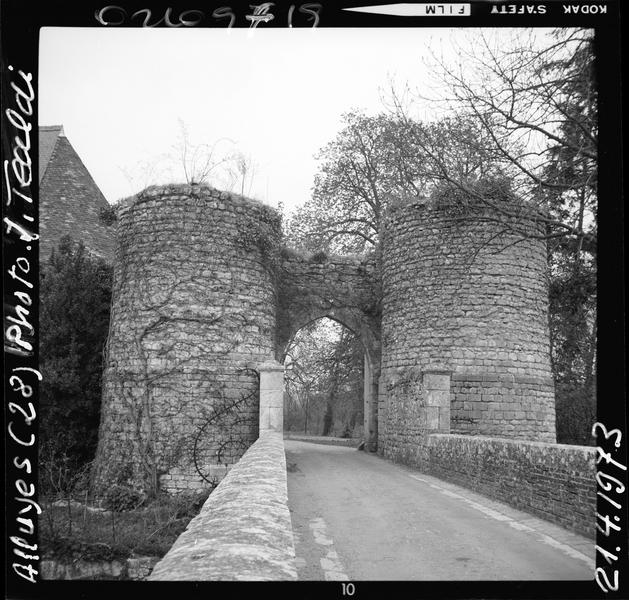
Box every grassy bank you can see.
[40,491,209,563]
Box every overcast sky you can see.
[38,27,551,213]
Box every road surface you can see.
[285,439,594,581]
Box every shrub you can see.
[98,204,118,226]
[102,485,147,512]
[430,175,517,210]
[39,237,113,495]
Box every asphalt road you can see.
[285,439,594,581]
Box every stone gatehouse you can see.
[92,183,556,493]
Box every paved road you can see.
[285,440,594,581]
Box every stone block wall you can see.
[379,199,556,465]
[92,184,281,493]
[427,434,596,538]
[259,360,285,433]
[278,251,380,357]
[278,251,381,449]
[378,366,453,466]
[450,373,556,439]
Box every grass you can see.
[39,490,209,562]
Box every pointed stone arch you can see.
[277,251,381,450]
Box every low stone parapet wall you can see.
[284,433,360,447]
[427,434,596,538]
[149,431,297,581]
[40,556,159,580]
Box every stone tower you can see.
[92,184,281,493]
[378,197,556,466]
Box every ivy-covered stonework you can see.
[92,185,279,494]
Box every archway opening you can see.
[283,317,365,441]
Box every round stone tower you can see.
[379,196,556,464]
[92,184,281,494]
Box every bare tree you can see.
[117,122,258,200]
[389,28,596,249]
[388,27,597,444]
[284,320,363,437]
[286,109,507,255]
[287,112,419,254]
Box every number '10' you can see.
[341,583,355,596]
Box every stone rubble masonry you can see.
[427,434,596,538]
[92,183,382,493]
[92,184,280,493]
[278,251,381,359]
[85,182,597,570]
[278,252,382,448]
[149,431,298,581]
[379,199,556,465]
[93,184,569,497]
[40,556,160,581]
[279,252,382,449]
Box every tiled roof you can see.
[39,126,115,263]
[39,125,63,182]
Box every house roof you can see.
[39,125,115,263]
[39,125,64,182]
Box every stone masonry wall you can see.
[92,184,280,494]
[92,183,570,495]
[450,373,555,438]
[379,199,556,465]
[278,251,381,448]
[427,434,596,538]
[278,251,380,360]
[149,431,297,581]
